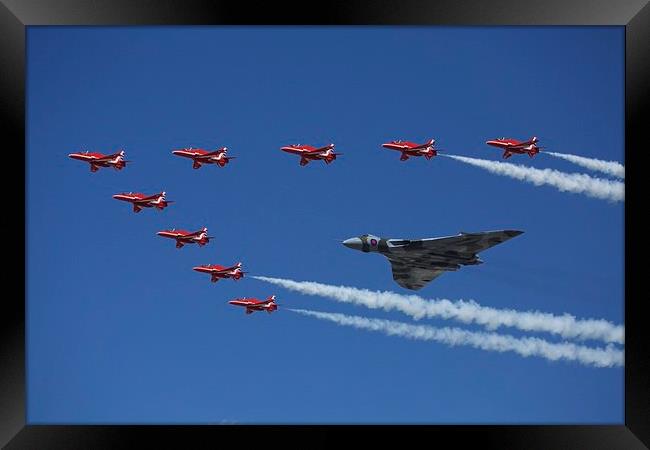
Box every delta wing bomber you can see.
[342,230,524,290]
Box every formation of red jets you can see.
[69,137,542,174]
[68,136,542,314]
[67,145,274,315]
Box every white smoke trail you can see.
[544,152,624,179]
[253,276,624,345]
[443,154,624,202]
[290,309,623,368]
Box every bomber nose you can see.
[342,237,363,250]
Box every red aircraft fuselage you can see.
[172,147,234,169]
[193,262,245,283]
[229,295,277,314]
[112,191,173,213]
[68,150,129,172]
[486,136,540,159]
[382,139,437,161]
[157,227,211,248]
[280,143,341,166]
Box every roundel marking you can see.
[370,238,378,246]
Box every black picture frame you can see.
[2,1,646,448]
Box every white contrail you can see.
[544,152,624,179]
[253,276,624,345]
[290,309,623,368]
[442,154,624,202]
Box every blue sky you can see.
[27,26,624,423]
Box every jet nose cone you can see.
[342,237,363,250]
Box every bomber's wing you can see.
[387,256,446,291]
[383,230,523,290]
[414,230,523,257]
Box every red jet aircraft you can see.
[382,139,438,161]
[68,149,130,172]
[229,295,278,314]
[280,143,342,166]
[112,191,173,213]
[157,227,212,248]
[193,262,245,283]
[172,146,234,169]
[486,136,541,159]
